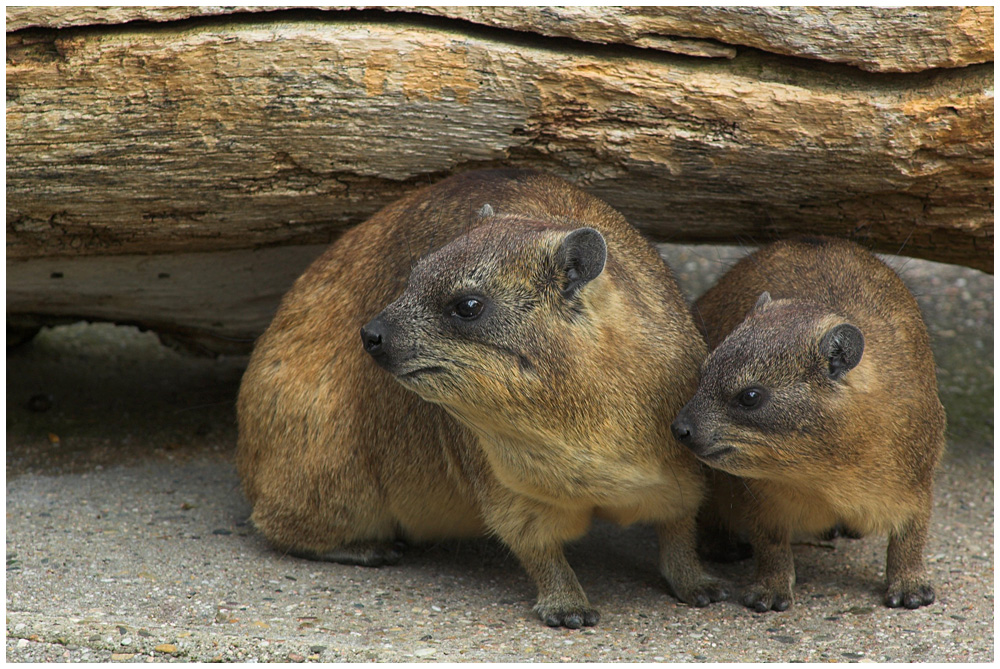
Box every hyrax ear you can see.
[555,227,607,297]
[753,291,772,311]
[819,323,865,380]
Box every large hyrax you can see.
[237,169,727,628]
[672,237,945,611]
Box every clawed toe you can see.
[670,575,732,607]
[536,605,600,629]
[885,583,934,609]
[741,585,792,612]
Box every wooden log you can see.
[413,6,995,72]
[7,245,328,354]
[6,6,992,72]
[5,8,993,351]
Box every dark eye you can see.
[452,297,484,320]
[737,387,765,409]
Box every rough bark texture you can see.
[5,6,994,351]
[6,6,993,72]
[418,6,995,72]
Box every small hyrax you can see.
[672,236,944,611]
[237,169,728,628]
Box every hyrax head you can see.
[671,292,865,479]
[360,209,608,433]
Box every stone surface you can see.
[5,247,993,662]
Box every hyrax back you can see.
[672,236,945,611]
[237,169,725,628]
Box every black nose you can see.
[671,418,692,444]
[360,318,385,357]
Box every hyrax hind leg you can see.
[250,464,401,567]
[244,442,403,568]
[884,502,935,609]
[291,541,405,567]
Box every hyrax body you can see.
[672,237,944,611]
[237,169,727,628]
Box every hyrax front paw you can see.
[885,579,935,609]
[533,602,600,629]
[741,582,793,612]
[673,576,732,608]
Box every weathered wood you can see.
[7,245,328,353]
[6,6,992,72]
[5,7,994,352]
[416,6,995,72]
[7,17,992,268]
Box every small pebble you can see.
[110,653,134,661]
[154,644,177,654]
[414,648,436,657]
[287,652,305,662]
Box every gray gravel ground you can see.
[6,244,994,662]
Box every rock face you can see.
[6,7,993,351]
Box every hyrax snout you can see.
[237,169,727,628]
[676,236,944,612]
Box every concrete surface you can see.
[6,244,994,662]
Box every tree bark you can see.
[6,7,993,351]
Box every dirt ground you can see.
[6,244,994,662]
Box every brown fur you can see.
[236,169,726,628]
[675,236,945,611]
